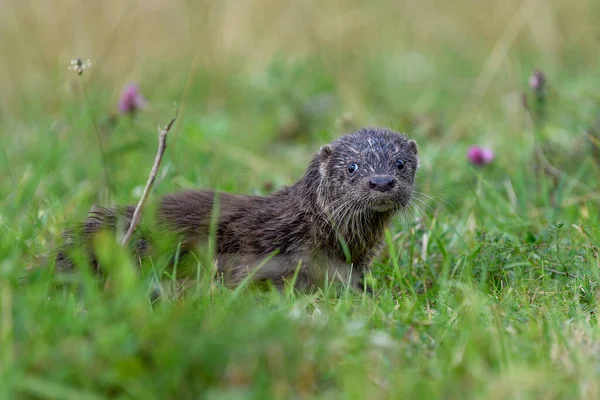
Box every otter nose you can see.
[368,176,396,192]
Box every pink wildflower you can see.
[467,146,495,166]
[528,69,546,91]
[118,84,146,115]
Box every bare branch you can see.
[121,110,178,246]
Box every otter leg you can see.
[215,254,371,294]
[217,254,312,289]
[323,260,373,294]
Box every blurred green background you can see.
[1,0,600,398]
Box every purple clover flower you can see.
[118,84,146,115]
[467,146,495,166]
[528,69,546,91]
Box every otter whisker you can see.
[411,196,437,216]
[413,190,450,211]
[328,198,353,228]
[410,202,430,226]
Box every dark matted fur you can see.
[54,127,419,293]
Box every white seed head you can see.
[68,58,92,76]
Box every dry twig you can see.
[121,110,178,246]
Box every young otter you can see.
[55,127,419,293]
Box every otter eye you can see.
[395,158,405,170]
[347,162,359,174]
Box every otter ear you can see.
[317,145,332,178]
[319,144,333,159]
[407,140,418,155]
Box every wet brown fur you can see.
[54,127,419,293]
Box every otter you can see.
[54,127,419,293]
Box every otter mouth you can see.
[368,198,400,212]
[370,202,397,212]
[367,193,411,212]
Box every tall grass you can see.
[1,0,600,398]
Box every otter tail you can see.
[54,205,151,274]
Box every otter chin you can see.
[364,186,413,212]
[368,198,401,212]
[51,127,419,295]
[368,202,397,213]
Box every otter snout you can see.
[368,175,396,192]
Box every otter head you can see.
[316,128,419,216]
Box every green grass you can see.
[2,0,600,398]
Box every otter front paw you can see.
[357,273,374,295]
